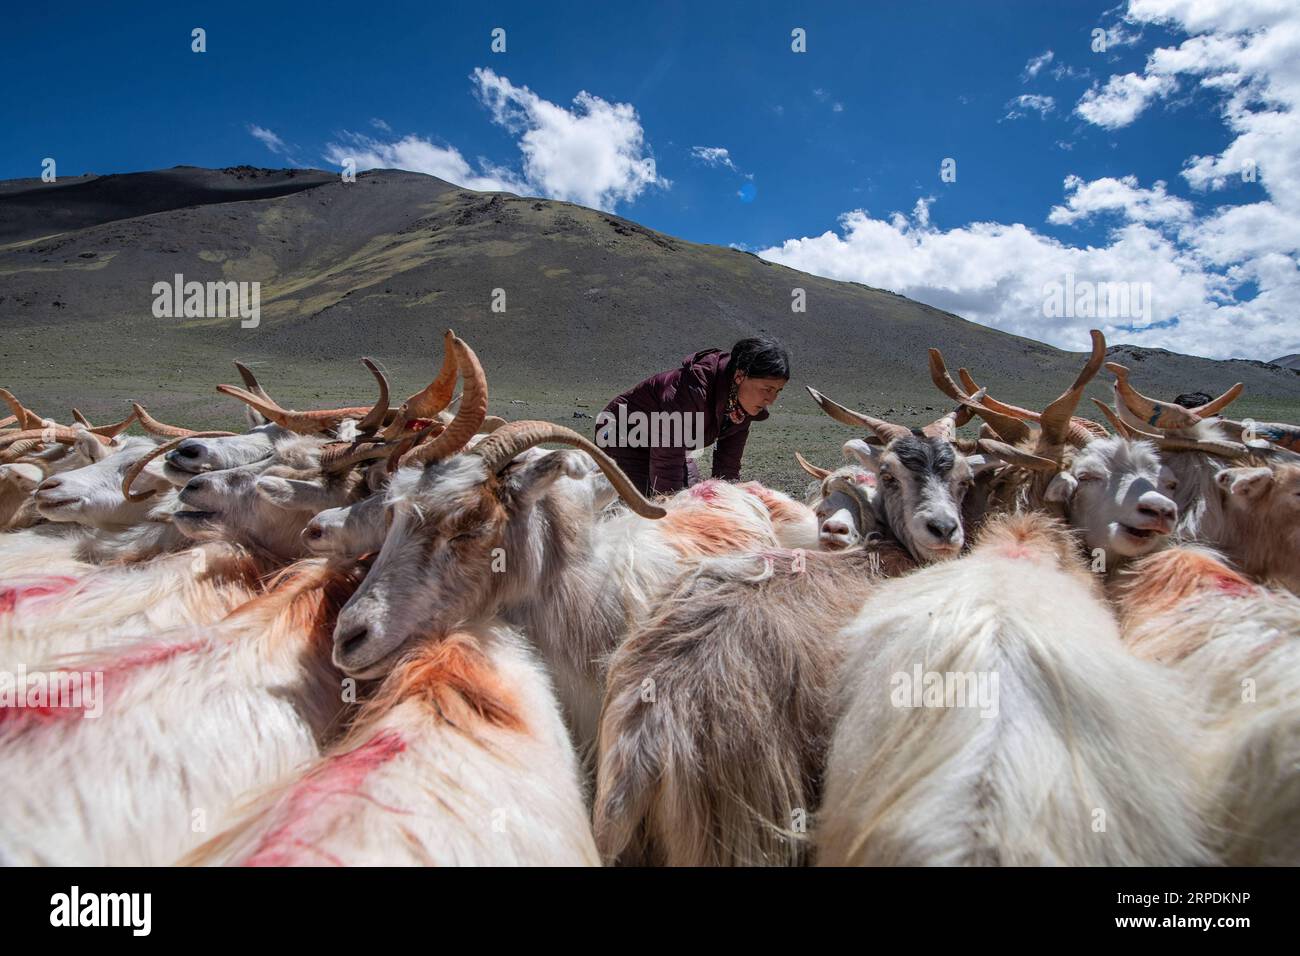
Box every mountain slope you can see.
[1,165,1296,491]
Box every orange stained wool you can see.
[226,559,369,653]
[739,482,810,528]
[1118,549,1259,621]
[977,512,1079,568]
[355,632,526,737]
[659,507,768,559]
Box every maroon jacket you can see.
[597,349,768,495]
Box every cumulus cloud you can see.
[1005,93,1057,120]
[323,69,666,211]
[322,132,526,193]
[1048,175,1194,226]
[469,67,666,210]
[1076,72,1177,128]
[756,1,1300,361]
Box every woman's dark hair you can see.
[730,336,790,380]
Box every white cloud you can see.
[1052,63,1092,81]
[1075,72,1177,128]
[248,124,287,154]
[470,67,666,210]
[756,198,1296,360]
[248,124,302,166]
[691,146,738,171]
[1048,174,1194,225]
[1005,93,1057,119]
[322,69,666,211]
[833,102,844,112]
[755,3,1300,361]
[370,118,392,132]
[322,132,526,193]
[1023,50,1055,80]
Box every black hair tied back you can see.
[730,336,790,380]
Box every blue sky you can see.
[3,0,1296,360]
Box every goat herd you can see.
[0,328,1296,866]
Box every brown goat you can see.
[594,541,916,866]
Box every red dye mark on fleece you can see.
[0,638,210,727]
[243,730,409,867]
[687,480,723,502]
[1212,573,1256,598]
[0,576,79,614]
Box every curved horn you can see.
[233,361,274,403]
[975,438,1059,472]
[215,384,376,435]
[0,389,45,430]
[1234,420,1300,454]
[927,350,1031,444]
[1091,398,1139,440]
[0,415,15,430]
[121,433,234,502]
[961,366,1103,447]
[921,388,985,442]
[382,329,460,440]
[805,386,910,443]
[132,403,210,439]
[1107,361,1201,430]
[1093,399,1251,460]
[1191,382,1243,417]
[401,336,488,467]
[88,409,137,439]
[71,408,93,427]
[472,421,666,519]
[354,358,391,437]
[0,438,44,460]
[1037,329,1106,453]
[0,425,103,451]
[318,439,402,474]
[794,452,831,480]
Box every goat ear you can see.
[255,475,335,512]
[842,439,882,473]
[1044,471,1078,504]
[136,456,175,491]
[74,430,109,462]
[0,463,44,492]
[244,405,268,429]
[1216,466,1272,500]
[587,473,618,511]
[501,452,576,510]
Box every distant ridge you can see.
[1,164,1296,488]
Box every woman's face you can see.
[735,373,787,416]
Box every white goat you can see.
[815,512,1212,866]
[185,621,598,866]
[0,559,362,866]
[1116,546,1300,865]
